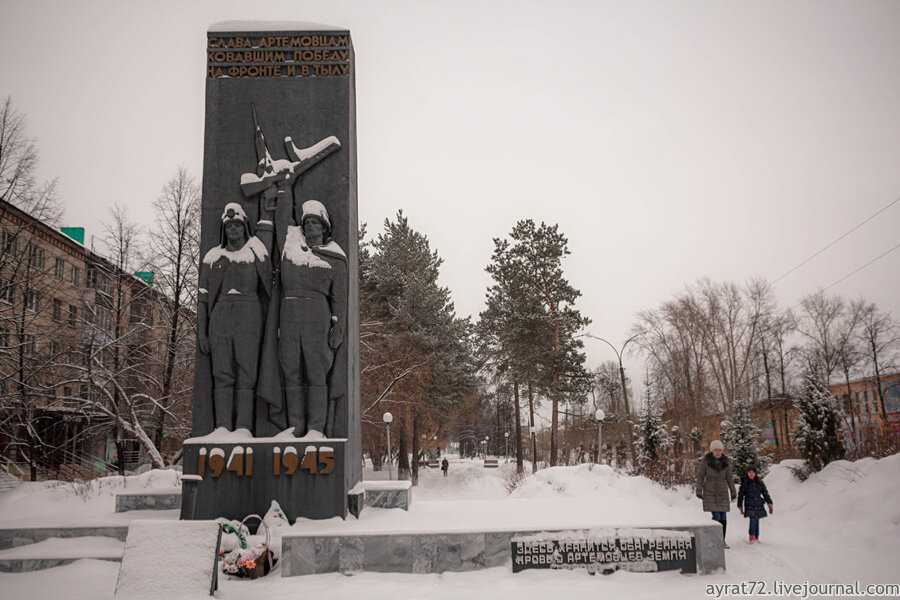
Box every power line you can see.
[787,242,900,311]
[772,196,900,285]
[821,242,900,293]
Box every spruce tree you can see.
[720,399,770,477]
[794,376,846,472]
[634,378,670,468]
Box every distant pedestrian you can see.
[737,465,774,543]
[441,458,449,477]
[696,440,736,548]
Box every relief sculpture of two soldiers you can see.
[196,107,346,440]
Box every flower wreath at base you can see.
[219,501,288,579]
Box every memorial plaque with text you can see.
[511,529,697,574]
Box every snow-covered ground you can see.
[1,456,899,599]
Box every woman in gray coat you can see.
[696,440,736,548]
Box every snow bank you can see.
[763,454,900,546]
[0,469,181,528]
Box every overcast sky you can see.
[2,0,899,396]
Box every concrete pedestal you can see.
[181,438,348,521]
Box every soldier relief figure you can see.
[275,199,347,439]
[197,203,272,433]
[197,106,345,439]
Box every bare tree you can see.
[633,278,773,424]
[796,290,846,384]
[859,303,899,425]
[58,206,166,470]
[834,299,866,449]
[692,278,773,410]
[0,96,62,224]
[0,97,65,479]
[142,167,199,456]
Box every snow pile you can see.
[0,469,181,528]
[510,463,692,508]
[763,455,900,547]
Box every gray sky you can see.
[2,0,899,392]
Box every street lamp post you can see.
[595,409,605,465]
[383,412,393,480]
[585,333,638,463]
[504,431,510,462]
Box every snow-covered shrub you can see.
[634,399,670,468]
[721,399,771,477]
[794,376,846,473]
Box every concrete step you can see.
[0,535,124,572]
[0,526,129,551]
[115,491,181,512]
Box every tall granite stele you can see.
[182,21,361,522]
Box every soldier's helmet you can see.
[300,200,332,239]
[219,202,251,246]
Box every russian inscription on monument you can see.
[184,21,361,522]
[511,529,697,575]
[207,33,351,78]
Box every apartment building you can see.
[0,199,187,480]
[829,372,900,444]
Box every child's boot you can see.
[749,535,756,543]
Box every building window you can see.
[130,295,153,325]
[27,245,44,270]
[21,334,36,356]
[52,298,63,321]
[49,340,58,356]
[0,277,12,304]
[55,257,65,279]
[24,290,40,312]
[2,230,18,256]
[68,304,78,328]
[63,386,72,398]
[71,266,80,287]
[0,326,10,350]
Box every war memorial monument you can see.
[175,21,724,578]
[182,22,361,522]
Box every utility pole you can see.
[585,333,639,463]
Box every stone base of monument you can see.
[358,481,411,510]
[280,524,724,576]
[181,438,350,522]
[115,491,182,513]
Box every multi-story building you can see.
[829,372,900,445]
[0,199,190,480]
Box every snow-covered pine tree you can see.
[793,376,846,472]
[634,377,670,468]
[720,397,771,477]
